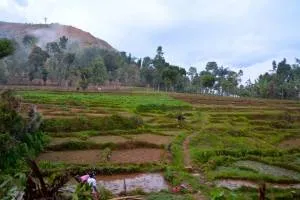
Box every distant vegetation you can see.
[1,35,300,99]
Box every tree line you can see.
[0,37,300,99]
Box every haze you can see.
[0,0,299,82]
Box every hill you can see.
[0,21,114,50]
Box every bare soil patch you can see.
[43,115,75,119]
[278,138,300,149]
[49,137,81,146]
[111,148,166,164]
[37,148,166,164]
[88,136,129,144]
[129,134,173,145]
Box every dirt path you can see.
[182,115,209,200]
[183,133,193,169]
[182,132,208,200]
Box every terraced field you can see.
[19,90,300,199]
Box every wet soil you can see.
[234,160,300,180]
[110,148,166,164]
[88,135,129,144]
[279,138,300,149]
[128,134,173,145]
[96,173,168,194]
[63,173,168,195]
[215,179,300,190]
[37,148,166,164]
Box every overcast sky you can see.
[1,0,299,82]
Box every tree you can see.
[22,35,38,48]
[41,68,49,85]
[205,62,218,74]
[153,46,165,70]
[188,66,197,81]
[199,71,215,94]
[272,60,277,71]
[0,39,14,59]
[28,46,49,82]
[103,53,119,73]
[46,42,61,55]
[127,53,132,64]
[90,58,108,85]
[162,65,186,91]
[59,36,68,49]
[153,46,167,90]
[63,53,75,80]
[136,58,142,68]
[142,57,152,68]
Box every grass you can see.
[189,107,300,185]
[18,90,190,110]
[41,114,143,132]
[146,192,193,200]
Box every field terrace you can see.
[17,90,300,199]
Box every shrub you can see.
[98,186,113,200]
[73,183,93,200]
[128,187,146,195]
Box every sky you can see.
[1,0,300,82]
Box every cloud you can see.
[14,0,28,7]
[1,0,300,82]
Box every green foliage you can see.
[240,58,300,99]
[28,46,49,81]
[0,173,26,200]
[19,90,188,110]
[146,192,193,200]
[128,187,146,195]
[0,90,46,170]
[210,189,225,200]
[72,183,93,200]
[0,39,14,59]
[98,186,113,200]
[22,35,38,47]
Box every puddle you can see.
[234,160,300,180]
[215,179,300,190]
[96,173,168,194]
[215,179,257,190]
[62,173,168,195]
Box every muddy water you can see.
[62,173,168,194]
[96,173,168,194]
[234,160,300,180]
[215,179,300,190]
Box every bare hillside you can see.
[0,21,114,50]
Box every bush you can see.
[98,186,113,200]
[73,183,93,200]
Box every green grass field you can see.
[18,90,300,199]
